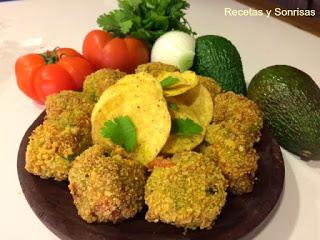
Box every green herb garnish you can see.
[97,0,195,46]
[171,118,202,137]
[168,103,179,111]
[160,76,179,88]
[101,116,137,152]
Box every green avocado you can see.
[248,65,320,160]
[192,35,246,94]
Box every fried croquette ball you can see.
[45,91,93,154]
[212,92,263,133]
[45,90,94,120]
[200,127,259,194]
[201,92,263,194]
[198,76,222,100]
[25,119,91,181]
[205,123,258,152]
[145,151,228,230]
[83,69,126,101]
[135,62,179,77]
[26,91,93,181]
[68,145,147,223]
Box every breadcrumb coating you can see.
[83,69,126,102]
[145,151,228,230]
[212,92,263,135]
[45,91,93,120]
[25,91,93,181]
[25,119,90,181]
[198,76,222,100]
[201,92,263,195]
[135,62,179,77]
[68,145,147,223]
[201,141,259,194]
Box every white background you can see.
[0,0,319,239]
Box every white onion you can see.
[151,31,195,72]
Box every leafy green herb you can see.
[168,103,179,111]
[160,76,179,88]
[97,0,195,46]
[171,118,202,137]
[101,116,137,152]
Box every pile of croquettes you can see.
[25,62,263,231]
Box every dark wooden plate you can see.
[17,111,285,240]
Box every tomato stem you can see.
[39,47,60,64]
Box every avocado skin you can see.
[192,35,246,94]
[248,65,320,160]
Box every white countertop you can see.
[0,0,319,239]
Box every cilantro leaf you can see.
[97,0,195,46]
[171,118,203,137]
[168,103,179,111]
[160,76,179,88]
[101,116,137,152]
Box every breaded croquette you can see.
[212,92,263,135]
[201,92,263,195]
[135,62,179,77]
[45,90,94,120]
[45,91,93,152]
[68,145,146,223]
[83,68,126,102]
[201,126,259,194]
[205,123,258,152]
[145,151,228,230]
[26,119,90,181]
[198,76,222,100]
[25,91,94,181]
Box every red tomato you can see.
[15,48,95,104]
[34,64,76,104]
[82,30,149,73]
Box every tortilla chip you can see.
[157,71,199,97]
[173,84,214,127]
[161,104,205,154]
[161,84,214,154]
[91,73,171,166]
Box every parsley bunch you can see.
[97,0,195,46]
